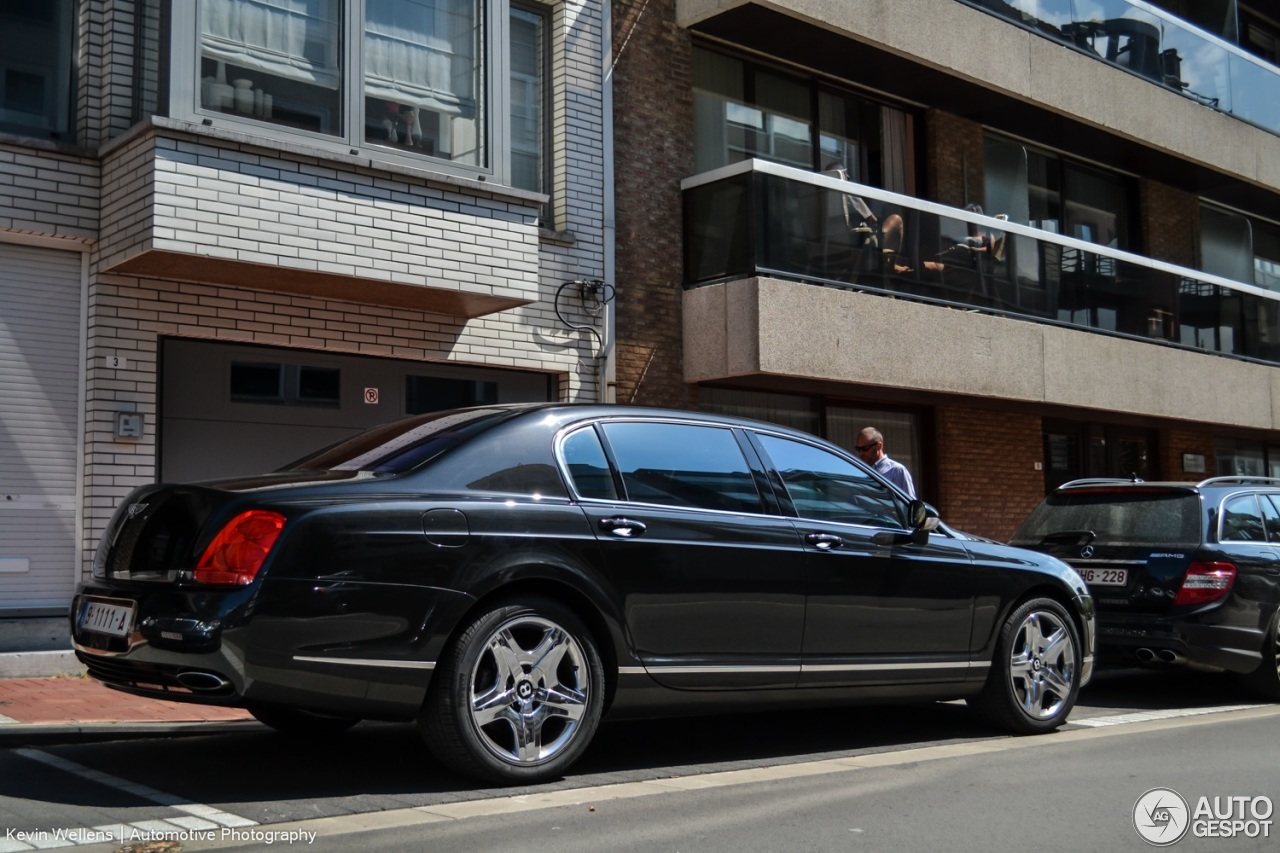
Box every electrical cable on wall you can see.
[554,279,616,403]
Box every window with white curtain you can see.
[182,0,553,186]
[509,3,547,195]
[364,0,481,164]
[201,0,344,134]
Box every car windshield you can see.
[1011,489,1202,546]
[279,408,513,475]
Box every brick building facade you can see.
[610,0,1280,542]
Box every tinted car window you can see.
[1260,494,1280,542]
[283,408,513,474]
[561,427,618,500]
[1011,490,1201,546]
[600,422,762,513]
[756,433,903,527]
[1221,494,1266,542]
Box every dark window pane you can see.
[230,362,284,402]
[1011,492,1201,546]
[1259,494,1280,542]
[298,366,340,404]
[406,376,499,414]
[756,434,903,527]
[1222,494,1265,542]
[561,427,617,500]
[602,422,762,513]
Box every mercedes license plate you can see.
[1080,567,1128,587]
[77,597,136,638]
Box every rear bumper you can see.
[1095,615,1265,674]
[71,578,473,720]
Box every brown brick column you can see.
[1158,428,1218,480]
[924,110,985,209]
[1139,180,1199,267]
[936,405,1044,541]
[611,0,698,409]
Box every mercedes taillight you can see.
[1173,561,1236,607]
[194,510,286,585]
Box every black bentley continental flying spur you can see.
[74,404,1094,783]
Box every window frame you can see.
[168,0,548,191]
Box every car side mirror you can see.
[909,500,940,545]
[873,500,941,547]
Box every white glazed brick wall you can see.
[136,134,543,305]
[0,144,99,241]
[73,0,610,577]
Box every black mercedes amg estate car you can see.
[1011,477,1280,698]
[74,404,1094,783]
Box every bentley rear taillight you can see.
[194,510,286,585]
[1173,561,1236,607]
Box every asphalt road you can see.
[0,668,1275,853]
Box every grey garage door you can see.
[0,243,83,612]
[161,339,555,482]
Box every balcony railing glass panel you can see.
[683,160,1280,366]
[961,0,1277,135]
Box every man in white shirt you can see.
[855,427,916,499]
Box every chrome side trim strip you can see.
[801,661,974,673]
[635,665,800,675]
[292,656,436,670]
[624,661,986,675]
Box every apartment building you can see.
[611,0,1280,539]
[0,0,612,624]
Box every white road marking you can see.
[1,748,257,851]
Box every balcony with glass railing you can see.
[960,0,1280,136]
[684,160,1280,366]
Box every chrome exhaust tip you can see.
[1135,647,1156,662]
[176,670,232,692]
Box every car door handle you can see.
[600,517,647,538]
[805,532,844,551]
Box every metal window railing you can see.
[682,159,1280,366]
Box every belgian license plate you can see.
[1080,567,1128,587]
[77,597,136,638]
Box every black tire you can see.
[421,596,605,785]
[247,703,361,737]
[1243,610,1280,701]
[968,597,1081,734]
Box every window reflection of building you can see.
[692,46,916,194]
[0,0,74,139]
[188,0,553,184]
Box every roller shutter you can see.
[0,243,83,612]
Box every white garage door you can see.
[0,243,83,612]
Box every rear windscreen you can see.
[1011,491,1202,546]
[280,408,512,474]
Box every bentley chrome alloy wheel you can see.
[1008,607,1075,721]
[467,614,592,766]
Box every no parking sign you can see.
[363,387,379,404]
